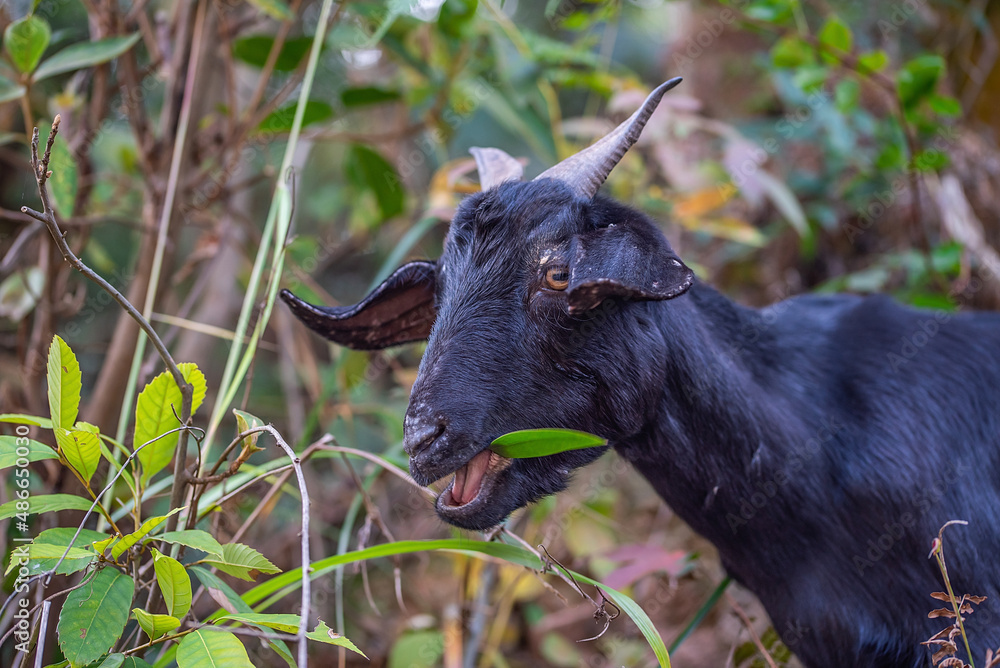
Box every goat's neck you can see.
[618,281,819,570]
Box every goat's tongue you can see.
[451,450,492,506]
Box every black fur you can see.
[283,178,1000,668]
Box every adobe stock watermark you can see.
[8,424,36,653]
[850,458,970,576]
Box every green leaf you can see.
[33,33,141,82]
[56,568,134,667]
[190,566,295,664]
[152,548,193,618]
[857,49,888,74]
[390,630,441,668]
[201,542,281,581]
[0,493,93,520]
[791,65,828,93]
[490,428,607,458]
[898,54,945,111]
[306,620,367,657]
[232,539,672,667]
[345,144,404,221]
[119,657,154,668]
[232,35,312,71]
[770,36,811,69]
[0,74,26,104]
[0,434,58,469]
[132,609,180,641]
[0,265,44,320]
[176,629,254,668]
[929,94,962,117]
[45,125,78,217]
[817,16,852,63]
[340,86,400,107]
[134,362,206,485]
[0,413,52,428]
[97,654,126,668]
[4,15,51,74]
[47,335,81,431]
[110,508,183,561]
[256,99,332,134]
[246,0,293,20]
[232,409,264,451]
[3,542,95,576]
[55,427,101,484]
[155,530,224,558]
[217,612,301,634]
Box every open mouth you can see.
[441,450,510,508]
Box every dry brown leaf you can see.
[929,608,958,618]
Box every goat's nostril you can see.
[403,419,445,456]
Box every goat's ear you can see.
[567,224,694,314]
[280,260,436,350]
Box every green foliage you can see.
[0,434,58,468]
[132,608,180,641]
[232,35,313,71]
[134,363,206,485]
[33,34,141,82]
[47,335,81,431]
[109,508,182,561]
[4,15,51,73]
[155,530,224,558]
[345,144,405,222]
[176,629,254,668]
[490,428,608,458]
[201,542,282,581]
[151,548,193,618]
[56,568,134,667]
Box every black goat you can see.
[281,79,1000,668]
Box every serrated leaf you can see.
[134,363,206,485]
[97,654,126,668]
[47,335,81,431]
[0,493,93,520]
[132,608,180,641]
[111,508,183,561]
[55,427,101,484]
[490,428,607,458]
[0,74,26,104]
[56,568,134,667]
[190,566,295,663]
[857,49,888,74]
[818,16,852,63]
[33,33,141,82]
[0,435,59,468]
[176,629,254,668]
[93,535,118,555]
[152,548,193,618]
[307,620,367,657]
[155,530,224,558]
[247,0,293,20]
[3,542,95,576]
[4,15,51,73]
[47,133,78,218]
[217,612,301,634]
[202,542,281,581]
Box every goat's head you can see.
[282,79,693,530]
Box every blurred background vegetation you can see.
[2,0,1000,666]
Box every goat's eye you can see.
[545,267,569,291]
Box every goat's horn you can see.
[470,147,524,190]
[535,77,682,199]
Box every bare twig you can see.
[32,601,52,668]
[727,591,780,668]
